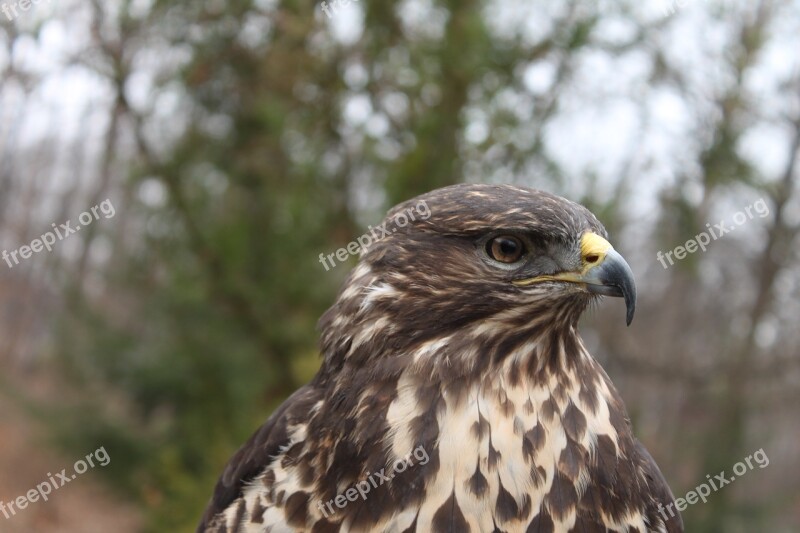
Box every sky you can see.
[1,0,798,241]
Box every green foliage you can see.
[51,0,494,528]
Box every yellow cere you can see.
[579,232,613,273]
[512,232,613,286]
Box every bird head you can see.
[318,184,636,379]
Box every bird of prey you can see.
[198,184,683,533]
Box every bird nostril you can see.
[585,254,600,264]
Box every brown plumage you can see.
[198,184,683,533]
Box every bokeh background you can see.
[1,0,799,531]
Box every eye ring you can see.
[486,235,525,264]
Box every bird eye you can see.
[486,235,525,264]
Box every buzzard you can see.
[198,184,683,533]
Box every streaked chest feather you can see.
[218,356,659,533]
[383,359,635,532]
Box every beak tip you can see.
[583,247,637,327]
[624,291,636,326]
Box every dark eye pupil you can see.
[487,236,524,263]
[499,239,517,255]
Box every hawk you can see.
[198,184,683,533]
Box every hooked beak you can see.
[512,232,637,326]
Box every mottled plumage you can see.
[198,184,683,533]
